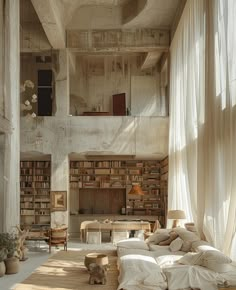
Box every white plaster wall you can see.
[131,76,163,116]
[135,117,169,158]
[20,116,168,159]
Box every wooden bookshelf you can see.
[20,161,51,229]
[69,159,168,222]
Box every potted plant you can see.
[0,248,7,277]
[0,233,19,274]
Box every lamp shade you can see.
[167,210,186,219]
[128,184,144,195]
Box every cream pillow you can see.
[181,240,192,252]
[191,240,211,252]
[174,228,200,242]
[202,250,232,264]
[169,237,183,252]
[178,252,204,265]
[159,232,179,246]
[146,233,170,245]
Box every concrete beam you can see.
[31,0,65,49]
[141,51,162,71]
[67,29,169,53]
[68,51,76,75]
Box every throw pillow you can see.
[169,237,183,252]
[181,240,192,252]
[174,228,200,242]
[146,233,170,245]
[159,231,178,246]
[178,252,204,265]
[202,250,232,264]
[191,240,211,252]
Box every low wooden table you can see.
[81,221,151,243]
[26,232,49,249]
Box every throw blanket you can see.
[118,254,167,290]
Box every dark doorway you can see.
[112,93,126,116]
[37,70,52,116]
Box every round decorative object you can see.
[84,253,108,269]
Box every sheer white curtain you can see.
[169,0,236,258]
[203,0,236,257]
[168,0,206,226]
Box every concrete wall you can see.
[67,5,122,30]
[20,116,169,159]
[70,54,166,116]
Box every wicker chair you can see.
[48,227,68,253]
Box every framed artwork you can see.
[51,191,67,211]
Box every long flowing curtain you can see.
[168,0,206,225]
[169,0,236,258]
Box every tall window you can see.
[37,70,52,116]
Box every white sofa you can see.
[116,228,236,290]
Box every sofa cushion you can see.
[116,238,149,250]
[117,248,154,260]
[169,237,183,252]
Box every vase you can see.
[5,257,19,274]
[0,261,6,277]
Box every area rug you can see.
[14,250,118,290]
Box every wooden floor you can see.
[14,250,118,290]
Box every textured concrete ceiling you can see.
[61,0,183,29]
[60,0,130,25]
[123,0,183,29]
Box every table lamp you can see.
[167,210,186,228]
[128,184,144,195]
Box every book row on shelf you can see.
[20,161,50,168]
[20,158,168,226]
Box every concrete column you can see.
[0,134,4,232]
[50,153,69,227]
[3,0,20,232]
[55,49,70,117]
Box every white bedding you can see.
[163,265,227,290]
[117,254,167,290]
